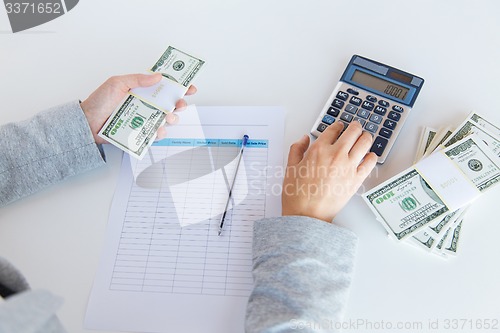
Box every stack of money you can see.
[98,46,205,159]
[364,112,500,258]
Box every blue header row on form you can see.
[153,138,268,148]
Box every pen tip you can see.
[218,230,222,236]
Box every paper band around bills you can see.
[130,76,188,114]
[415,150,481,211]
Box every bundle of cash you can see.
[98,46,205,159]
[364,112,500,258]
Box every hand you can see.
[80,73,197,144]
[282,121,378,222]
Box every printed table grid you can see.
[110,139,269,297]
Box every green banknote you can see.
[443,112,500,157]
[365,135,500,241]
[98,46,205,159]
[365,169,449,240]
[151,46,205,87]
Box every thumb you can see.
[121,73,162,90]
[287,135,310,166]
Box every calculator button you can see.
[353,117,366,127]
[388,111,401,121]
[392,105,404,113]
[361,101,375,111]
[339,121,349,131]
[322,114,335,125]
[365,122,378,133]
[371,136,389,156]
[369,114,383,124]
[379,127,393,139]
[366,95,377,103]
[345,104,358,114]
[327,107,340,117]
[373,106,387,116]
[350,96,362,106]
[336,91,349,101]
[383,119,397,130]
[317,123,328,132]
[357,109,370,119]
[332,99,345,109]
[378,100,390,107]
[346,88,359,95]
[340,112,353,123]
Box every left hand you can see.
[80,73,197,144]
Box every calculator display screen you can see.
[352,70,409,101]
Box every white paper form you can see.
[85,106,285,333]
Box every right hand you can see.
[281,121,378,222]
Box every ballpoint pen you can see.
[218,135,249,236]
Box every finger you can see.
[185,85,197,96]
[165,112,179,125]
[287,135,310,166]
[119,73,162,90]
[156,126,168,141]
[316,121,343,145]
[349,131,374,162]
[334,121,364,153]
[357,152,378,178]
[175,99,187,111]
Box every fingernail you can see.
[166,113,179,125]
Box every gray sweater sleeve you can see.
[246,216,358,333]
[0,100,105,207]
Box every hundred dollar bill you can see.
[150,46,205,87]
[364,168,450,240]
[99,46,205,159]
[422,126,453,158]
[443,111,500,157]
[444,136,500,192]
[98,96,166,158]
[364,135,500,241]
[442,219,464,256]
[414,126,437,163]
[408,228,437,252]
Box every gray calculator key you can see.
[365,122,378,133]
[327,107,340,117]
[317,123,328,132]
[379,127,393,139]
[374,106,387,116]
[369,114,383,124]
[371,136,389,157]
[357,109,370,119]
[378,100,390,107]
[340,112,353,123]
[345,104,358,114]
[336,91,349,101]
[332,99,345,109]
[388,111,401,121]
[383,119,397,130]
[361,101,375,111]
[353,117,366,127]
[392,105,404,112]
[350,96,362,106]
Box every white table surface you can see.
[1,1,499,332]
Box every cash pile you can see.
[98,46,205,159]
[364,112,500,258]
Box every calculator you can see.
[311,55,424,163]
